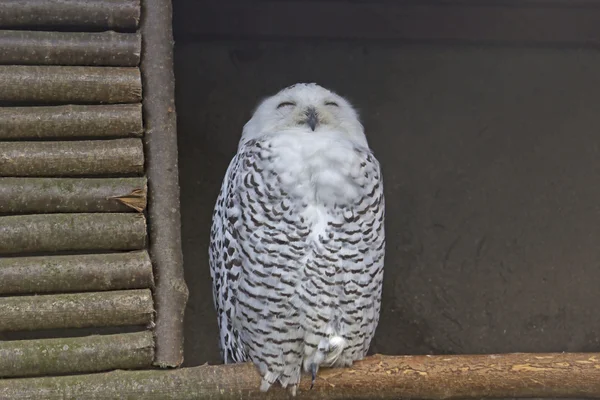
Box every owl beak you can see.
[305,107,318,131]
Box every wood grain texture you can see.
[0,251,153,295]
[0,331,154,378]
[0,30,141,66]
[0,177,147,213]
[0,289,154,332]
[2,353,600,399]
[0,66,141,104]
[141,0,188,368]
[0,0,140,31]
[0,213,146,254]
[0,139,144,177]
[0,104,143,140]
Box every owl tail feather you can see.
[260,371,300,397]
[259,371,277,392]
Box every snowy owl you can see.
[209,83,385,395]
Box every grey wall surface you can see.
[175,41,600,367]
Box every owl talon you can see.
[310,363,317,389]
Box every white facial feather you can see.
[239,83,368,148]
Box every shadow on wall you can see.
[175,40,600,367]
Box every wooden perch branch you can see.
[0,177,147,213]
[0,289,154,332]
[0,0,140,31]
[0,104,143,140]
[0,213,146,254]
[0,251,153,295]
[0,331,154,378]
[0,30,141,66]
[0,139,144,177]
[2,353,600,399]
[0,66,141,104]
[141,0,188,368]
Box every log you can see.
[0,289,154,332]
[0,104,143,140]
[141,0,188,368]
[0,66,141,104]
[0,331,154,378]
[0,0,140,31]
[2,353,600,399]
[0,139,144,177]
[0,251,153,295]
[0,177,147,213]
[0,213,146,255]
[0,30,141,66]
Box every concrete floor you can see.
[175,41,600,367]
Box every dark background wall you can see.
[173,2,600,367]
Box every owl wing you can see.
[338,147,385,360]
[210,138,310,389]
[209,147,248,363]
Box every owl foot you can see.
[310,363,318,389]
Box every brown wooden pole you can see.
[2,353,600,399]
[0,139,144,177]
[0,104,143,140]
[0,0,140,31]
[0,331,154,378]
[0,30,141,66]
[0,177,147,213]
[0,289,154,332]
[0,66,141,104]
[0,251,153,295]
[141,0,188,368]
[0,213,146,254]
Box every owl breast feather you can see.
[264,130,368,207]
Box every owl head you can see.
[240,83,367,147]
